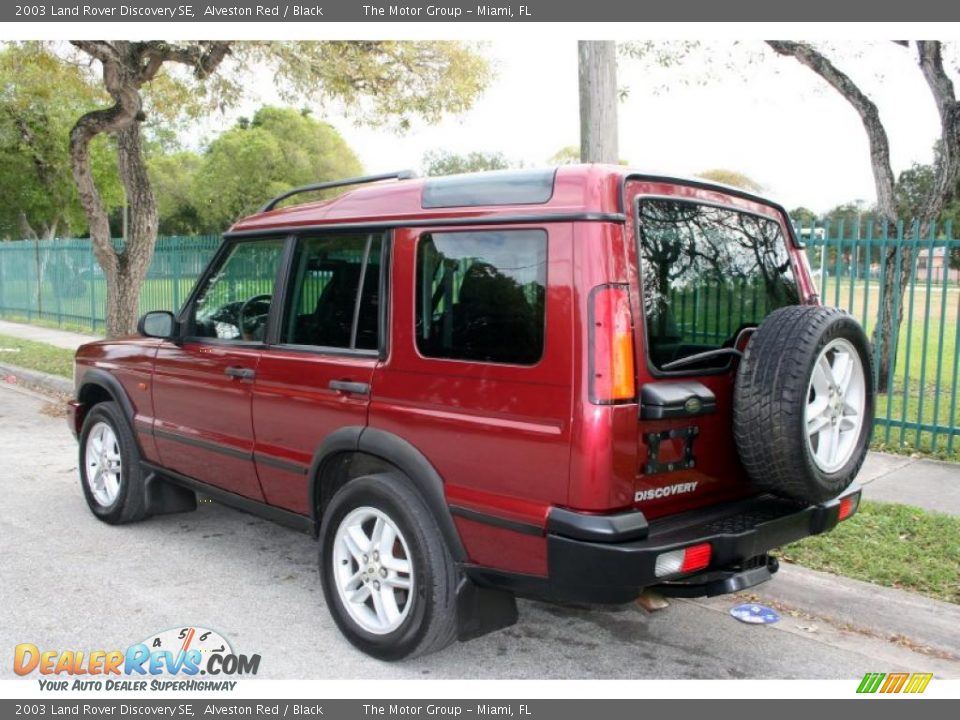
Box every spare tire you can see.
[733,305,874,504]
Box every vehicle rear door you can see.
[250,232,385,515]
[624,179,812,518]
[151,237,286,501]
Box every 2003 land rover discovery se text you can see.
[68,165,874,660]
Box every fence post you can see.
[88,241,97,333]
[172,237,182,311]
[0,244,5,317]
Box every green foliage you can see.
[549,146,581,165]
[789,206,818,226]
[0,43,122,239]
[896,162,960,229]
[149,151,205,235]
[422,149,510,176]
[231,42,492,131]
[695,168,763,192]
[191,106,363,230]
[822,202,871,233]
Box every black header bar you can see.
[3,0,958,23]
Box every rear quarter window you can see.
[415,229,547,365]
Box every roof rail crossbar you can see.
[258,169,416,213]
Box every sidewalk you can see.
[858,452,960,517]
[0,318,100,351]
[0,318,958,517]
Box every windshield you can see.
[637,198,800,372]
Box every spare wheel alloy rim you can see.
[85,421,122,506]
[804,337,866,473]
[333,506,414,635]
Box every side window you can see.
[282,233,383,351]
[415,229,547,365]
[190,239,285,341]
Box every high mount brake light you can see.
[590,285,636,403]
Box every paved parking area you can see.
[1,384,957,679]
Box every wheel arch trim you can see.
[308,426,467,562]
[76,368,145,454]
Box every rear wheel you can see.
[319,473,458,660]
[733,306,874,504]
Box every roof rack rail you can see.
[258,169,417,213]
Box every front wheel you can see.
[319,473,458,660]
[78,401,149,524]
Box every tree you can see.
[578,41,619,163]
[766,41,960,386]
[193,106,363,230]
[549,146,581,165]
[149,150,205,235]
[61,41,491,336]
[695,169,763,192]
[822,202,869,232]
[789,206,818,226]
[421,149,510,176]
[0,44,122,240]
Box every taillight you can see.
[838,492,860,521]
[654,543,712,578]
[589,285,636,403]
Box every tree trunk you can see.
[578,41,619,163]
[108,123,159,336]
[873,242,912,387]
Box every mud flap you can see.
[144,471,198,516]
[455,576,518,642]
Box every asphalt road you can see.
[0,383,954,680]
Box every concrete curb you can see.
[746,563,960,659]
[0,361,73,397]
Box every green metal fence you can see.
[0,236,220,333]
[800,218,960,459]
[0,223,958,458]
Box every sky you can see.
[206,39,952,214]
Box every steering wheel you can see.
[238,294,272,339]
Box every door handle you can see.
[328,380,370,395]
[224,366,256,381]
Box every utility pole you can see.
[578,41,619,163]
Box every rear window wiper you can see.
[661,347,743,371]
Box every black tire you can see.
[319,473,458,661]
[78,401,149,524]
[733,306,874,504]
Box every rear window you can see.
[637,199,799,372]
[415,229,547,365]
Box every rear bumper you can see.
[469,485,860,604]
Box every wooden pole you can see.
[578,41,619,164]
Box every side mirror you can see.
[138,311,178,340]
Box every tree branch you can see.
[69,41,120,65]
[914,41,960,221]
[766,40,898,221]
[153,41,233,79]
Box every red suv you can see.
[69,166,873,660]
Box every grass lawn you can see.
[0,334,74,378]
[780,500,960,605]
